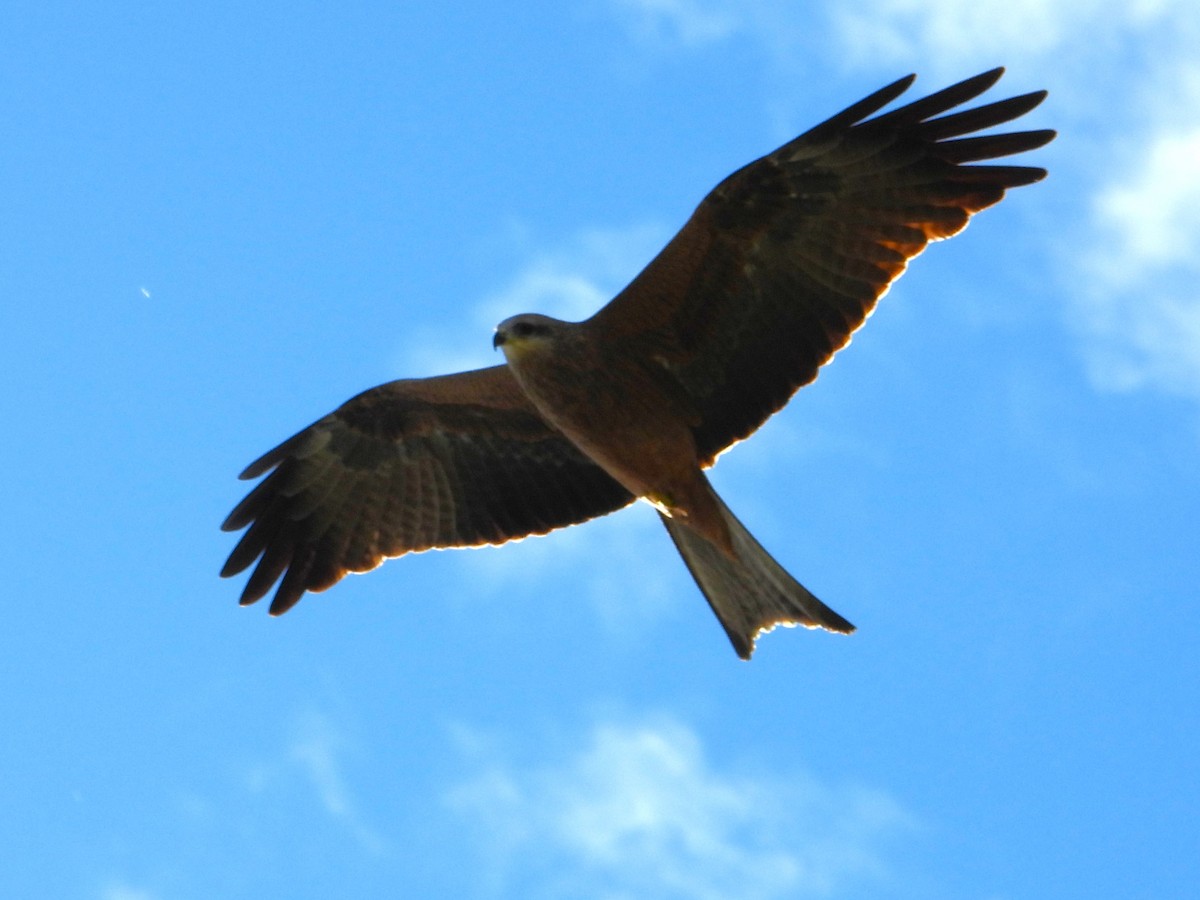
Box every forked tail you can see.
[661,486,854,659]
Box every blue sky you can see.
[2,1,1198,898]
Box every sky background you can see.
[2,1,1198,898]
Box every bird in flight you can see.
[221,68,1054,659]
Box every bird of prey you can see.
[221,68,1054,659]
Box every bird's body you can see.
[222,68,1054,658]
[495,314,721,541]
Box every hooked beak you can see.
[492,330,506,350]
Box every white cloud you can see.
[832,0,1087,70]
[603,0,1200,406]
[474,223,669,326]
[401,222,668,379]
[446,716,912,899]
[816,0,1200,404]
[826,0,1194,74]
[609,0,1197,89]
[1093,127,1200,278]
[1073,63,1200,399]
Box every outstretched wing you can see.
[587,67,1056,464]
[220,365,633,614]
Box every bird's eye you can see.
[512,321,537,338]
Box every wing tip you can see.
[267,597,299,616]
[975,65,1006,88]
[231,575,306,615]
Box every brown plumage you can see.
[222,68,1054,658]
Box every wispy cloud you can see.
[241,709,388,856]
[611,0,742,48]
[96,710,386,899]
[607,0,814,81]
[286,710,388,855]
[459,499,682,648]
[100,886,158,900]
[446,716,912,898]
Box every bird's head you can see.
[493,314,561,361]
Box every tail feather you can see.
[661,490,854,659]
